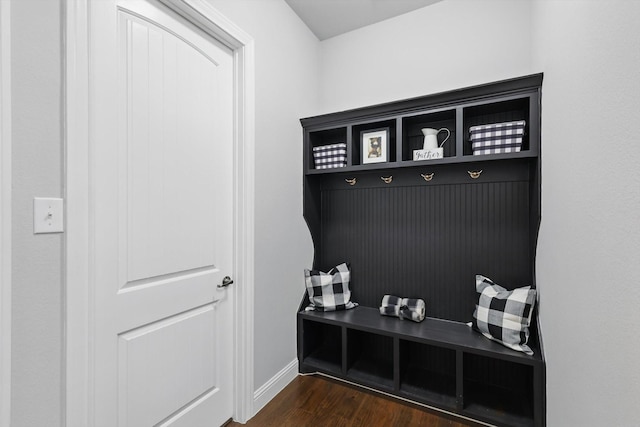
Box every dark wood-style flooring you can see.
[228,374,476,426]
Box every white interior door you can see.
[89,1,234,425]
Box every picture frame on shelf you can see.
[361,128,389,165]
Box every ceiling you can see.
[285,0,444,41]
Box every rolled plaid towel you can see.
[379,295,426,323]
[380,294,402,308]
[379,304,400,317]
[399,298,426,322]
[379,294,401,317]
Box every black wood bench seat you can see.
[299,305,543,366]
[298,304,545,427]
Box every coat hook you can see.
[467,170,483,179]
[381,176,393,184]
[421,173,434,182]
[345,178,357,186]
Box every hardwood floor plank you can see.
[229,375,477,426]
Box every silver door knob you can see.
[218,276,234,288]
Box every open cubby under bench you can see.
[298,306,544,427]
[298,74,545,427]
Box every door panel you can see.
[116,270,216,332]
[120,11,223,283]
[90,1,234,425]
[118,305,216,427]
[156,390,220,427]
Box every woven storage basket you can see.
[469,120,525,155]
[313,142,347,169]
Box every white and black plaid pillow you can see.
[472,275,536,355]
[304,263,357,312]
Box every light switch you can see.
[34,197,64,234]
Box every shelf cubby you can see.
[346,329,394,391]
[463,97,531,156]
[398,340,456,408]
[351,119,397,167]
[300,320,342,375]
[401,109,456,161]
[463,353,535,426]
[307,127,349,171]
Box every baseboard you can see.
[253,358,298,415]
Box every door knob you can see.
[218,276,234,288]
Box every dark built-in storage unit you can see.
[297,74,545,427]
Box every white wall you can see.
[10,1,63,426]
[206,0,318,394]
[318,0,640,425]
[532,1,640,425]
[319,0,533,113]
[8,0,317,424]
[0,1,12,426]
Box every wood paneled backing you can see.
[319,181,531,323]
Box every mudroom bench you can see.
[297,74,546,427]
[298,304,544,427]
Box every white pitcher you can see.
[421,128,450,150]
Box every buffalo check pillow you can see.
[304,263,358,312]
[472,275,537,355]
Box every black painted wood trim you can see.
[301,73,543,129]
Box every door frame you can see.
[0,1,11,425]
[63,0,256,425]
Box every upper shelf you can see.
[305,150,539,175]
[302,74,542,175]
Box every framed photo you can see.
[361,128,389,164]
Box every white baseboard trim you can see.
[252,359,298,416]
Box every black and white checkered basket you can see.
[313,142,347,169]
[469,120,525,155]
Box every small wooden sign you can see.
[413,148,443,161]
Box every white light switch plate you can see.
[34,197,64,233]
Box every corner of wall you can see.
[531,1,640,425]
[252,359,298,416]
[207,0,320,404]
